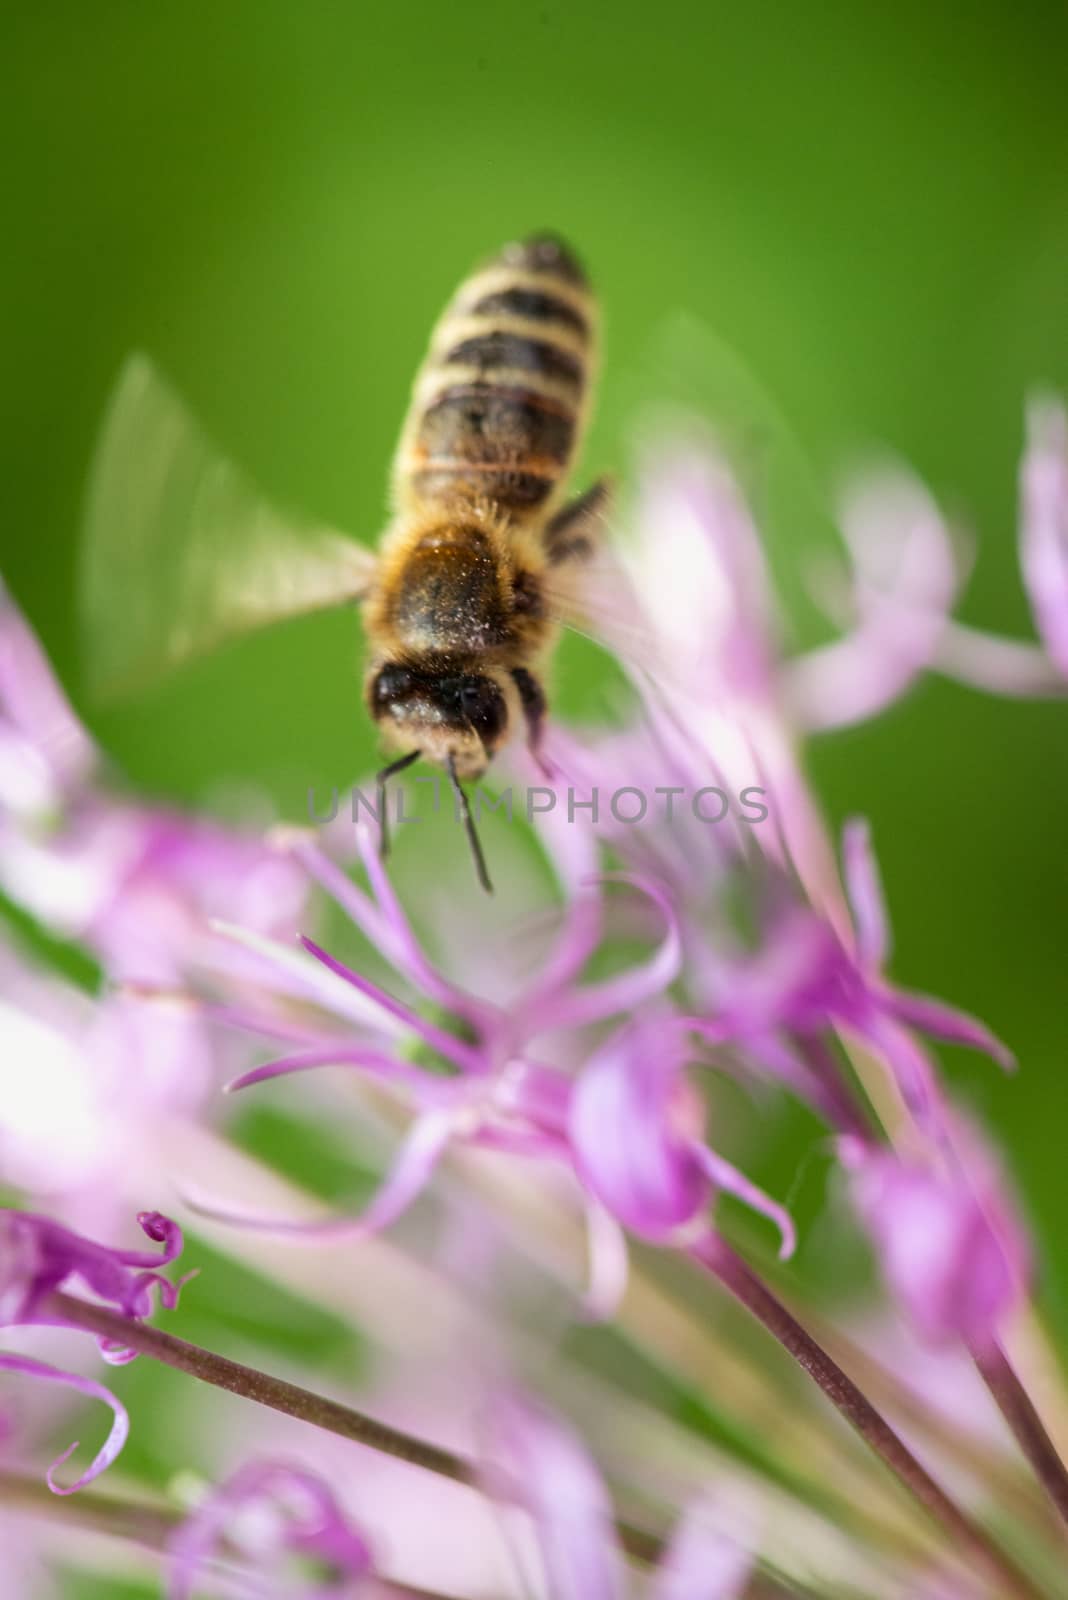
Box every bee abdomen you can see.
[397,234,595,518]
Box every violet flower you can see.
[841,1125,1031,1354]
[936,397,1068,695]
[0,579,306,986]
[686,818,1013,1131]
[569,1006,795,1257]
[191,825,791,1309]
[0,940,217,1218]
[610,441,958,739]
[531,442,988,1134]
[167,1460,374,1599]
[0,583,306,1219]
[0,1209,188,1489]
[487,1391,755,1600]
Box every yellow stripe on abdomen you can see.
[394,234,596,519]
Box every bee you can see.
[82,235,611,892]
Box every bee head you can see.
[367,660,511,779]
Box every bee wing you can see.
[540,540,657,669]
[538,478,666,688]
[81,354,378,700]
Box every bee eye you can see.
[459,675,506,744]
[371,665,415,709]
[460,681,487,713]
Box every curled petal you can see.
[167,1458,373,1600]
[841,817,889,970]
[887,988,1015,1072]
[691,1143,795,1260]
[0,1353,129,1493]
[487,1392,625,1600]
[570,1014,708,1241]
[539,876,681,1032]
[1,1209,187,1329]
[788,467,958,731]
[1020,396,1068,677]
[113,1210,184,1268]
[185,1109,456,1239]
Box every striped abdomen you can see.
[394,235,596,520]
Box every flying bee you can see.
[82,234,614,892]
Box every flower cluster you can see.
[1,401,1065,1599]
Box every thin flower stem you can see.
[43,1293,663,1566]
[970,1339,1068,1533]
[0,1468,179,1550]
[689,1237,1047,1600]
[44,1290,473,1485]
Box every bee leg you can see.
[376,749,420,860]
[511,667,554,777]
[544,476,612,566]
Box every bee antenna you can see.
[447,752,493,895]
[376,750,420,860]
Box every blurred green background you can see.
[2,0,1067,1353]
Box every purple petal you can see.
[225,1045,430,1097]
[299,936,483,1074]
[1020,396,1068,677]
[695,905,844,1040]
[844,1132,1030,1349]
[887,988,1015,1072]
[787,468,957,731]
[841,818,890,970]
[167,1459,373,1600]
[652,1496,755,1600]
[114,1210,184,1267]
[569,1014,708,1241]
[0,1353,129,1493]
[184,1108,456,1239]
[935,622,1067,697]
[1,1210,187,1328]
[209,921,405,1039]
[294,830,495,1033]
[539,876,681,1032]
[632,447,776,699]
[487,1393,625,1600]
[845,1012,943,1129]
[691,1143,795,1260]
[0,581,95,792]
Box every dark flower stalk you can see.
[43,1290,475,1487]
[689,1234,1047,1600]
[969,1339,1068,1534]
[41,1291,665,1567]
